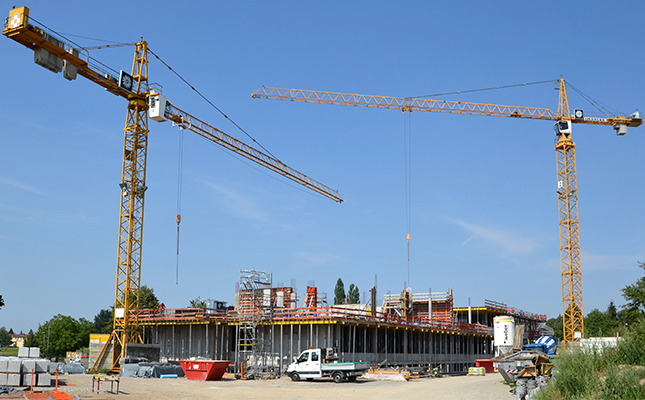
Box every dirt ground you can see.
[9,372,514,400]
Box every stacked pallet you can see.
[0,347,51,387]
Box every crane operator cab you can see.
[554,120,572,138]
[148,89,172,122]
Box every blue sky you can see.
[1,1,644,333]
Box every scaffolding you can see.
[383,289,454,324]
[236,269,274,378]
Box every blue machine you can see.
[522,336,557,355]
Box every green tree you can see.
[546,315,563,341]
[348,284,360,304]
[585,308,608,337]
[121,285,160,311]
[621,262,645,318]
[35,315,94,357]
[0,327,12,348]
[23,330,38,348]
[189,297,208,312]
[138,285,160,310]
[93,309,113,334]
[334,279,346,305]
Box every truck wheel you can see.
[347,376,357,382]
[290,372,300,382]
[333,371,345,383]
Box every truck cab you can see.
[290,348,325,379]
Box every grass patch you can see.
[0,347,19,356]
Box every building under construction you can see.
[132,270,546,377]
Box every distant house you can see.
[10,333,28,348]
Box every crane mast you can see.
[4,6,342,371]
[554,79,583,343]
[112,41,149,371]
[252,79,642,343]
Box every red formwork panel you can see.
[178,360,230,381]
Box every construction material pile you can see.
[118,361,185,378]
[0,347,54,387]
[498,353,553,400]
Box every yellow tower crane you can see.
[4,6,341,372]
[251,81,642,344]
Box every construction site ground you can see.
[10,372,512,400]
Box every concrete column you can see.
[289,324,293,363]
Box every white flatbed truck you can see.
[286,348,371,383]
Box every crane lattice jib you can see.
[251,86,642,127]
[166,105,342,203]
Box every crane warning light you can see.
[406,233,411,240]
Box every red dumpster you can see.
[178,360,230,381]
[475,359,494,374]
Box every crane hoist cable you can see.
[176,129,184,285]
[403,111,412,288]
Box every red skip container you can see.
[178,360,231,381]
[475,359,495,374]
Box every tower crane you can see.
[251,82,642,344]
[3,6,342,372]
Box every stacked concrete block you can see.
[22,359,36,374]
[35,360,51,386]
[37,373,51,387]
[23,372,35,387]
[18,347,30,358]
[35,359,50,373]
[6,372,21,386]
[49,362,60,373]
[29,347,40,358]
[0,357,7,386]
[7,358,21,373]
[0,356,23,386]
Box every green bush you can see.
[601,365,645,400]
[535,337,645,400]
[547,348,604,399]
[617,319,645,366]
